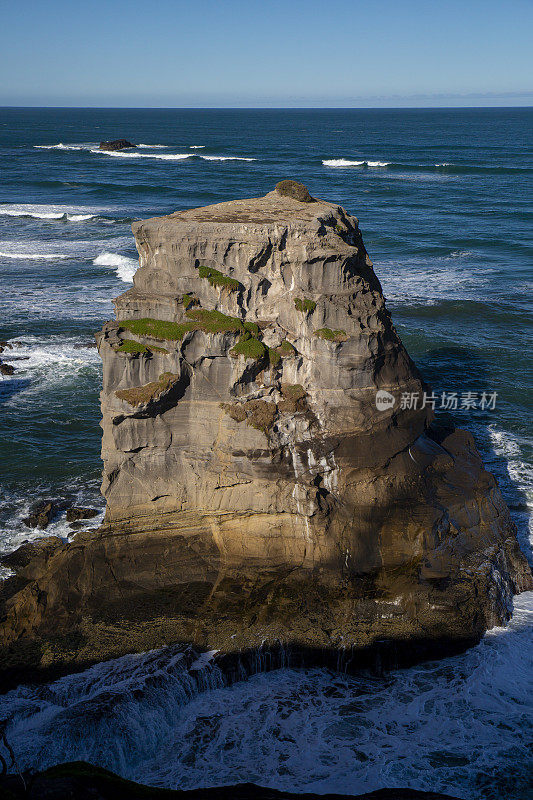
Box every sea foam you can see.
[322,158,389,167]
[93,252,137,282]
[0,204,97,222]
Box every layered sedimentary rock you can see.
[0,183,530,682]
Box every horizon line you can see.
[1,104,532,111]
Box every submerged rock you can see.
[0,185,530,684]
[99,139,135,151]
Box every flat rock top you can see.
[163,190,340,226]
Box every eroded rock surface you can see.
[0,185,530,683]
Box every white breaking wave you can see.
[435,162,452,167]
[34,142,96,151]
[0,250,69,260]
[0,585,531,799]
[323,159,365,167]
[0,236,132,263]
[136,144,167,148]
[323,158,390,167]
[93,150,256,162]
[93,251,137,282]
[378,258,495,305]
[92,149,193,160]
[190,145,205,149]
[0,204,97,222]
[201,155,256,161]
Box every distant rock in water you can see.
[0,185,530,684]
[98,139,136,151]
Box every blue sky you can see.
[1,0,532,107]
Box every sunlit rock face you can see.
[0,185,530,683]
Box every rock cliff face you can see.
[0,184,530,683]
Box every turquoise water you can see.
[0,108,531,797]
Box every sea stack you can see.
[1,182,530,682]
[98,139,136,151]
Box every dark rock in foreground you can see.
[0,761,461,800]
[65,507,99,523]
[99,139,136,151]
[0,185,530,685]
[22,502,56,530]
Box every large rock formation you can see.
[0,183,530,684]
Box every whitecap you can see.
[323,159,365,167]
[189,145,205,149]
[0,204,98,222]
[136,144,167,149]
[34,142,96,151]
[0,250,69,260]
[322,158,389,167]
[93,252,137,282]
[200,155,256,161]
[92,149,193,160]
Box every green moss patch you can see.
[115,339,149,355]
[243,320,260,336]
[294,297,317,313]
[180,293,199,310]
[278,383,308,413]
[267,347,281,367]
[220,402,247,423]
[275,179,314,203]
[314,327,348,343]
[185,308,244,334]
[119,318,194,341]
[246,399,277,433]
[276,340,297,357]
[220,398,276,435]
[230,336,268,360]
[115,372,180,406]
[198,265,242,291]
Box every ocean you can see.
[0,107,531,798]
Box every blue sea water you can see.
[0,108,531,798]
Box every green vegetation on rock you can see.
[267,347,281,367]
[294,297,317,313]
[119,318,194,341]
[198,265,242,291]
[278,383,308,413]
[115,339,149,355]
[115,373,179,406]
[315,327,348,343]
[220,398,277,436]
[180,293,199,310]
[185,308,244,334]
[246,399,277,433]
[230,336,267,360]
[220,402,247,423]
[243,320,260,336]
[275,179,314,203]
[276,340,297,357]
